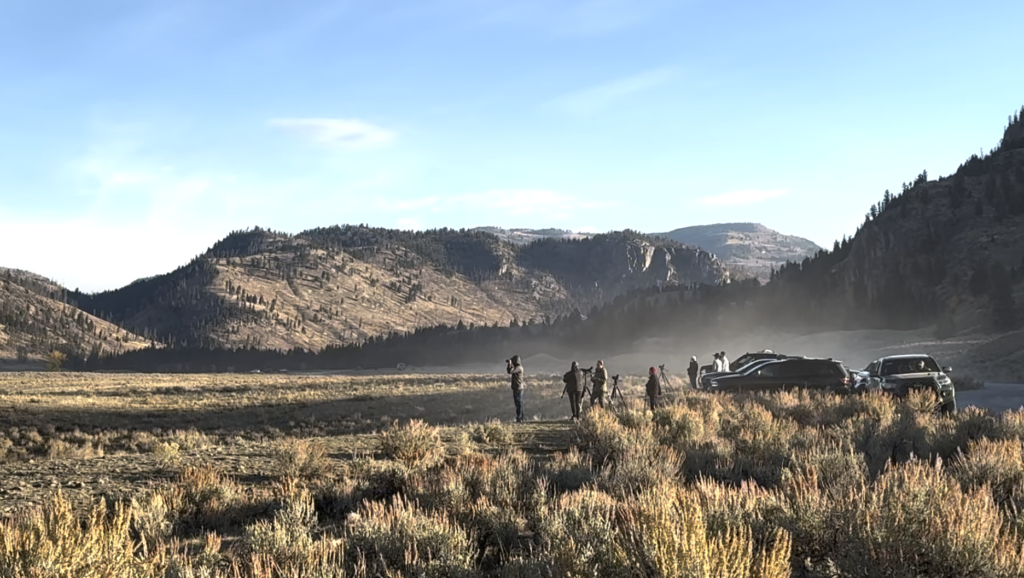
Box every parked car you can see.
[698,356,793,389]
[699,350,788,378]
[706,357,852,393]
[855,354,956,413]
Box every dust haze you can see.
[342,323,994,382]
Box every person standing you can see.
[506,355,525,423]
[720,351,730,373]
[645,366,662,413]
[687,356,699,388]
[591,360,609,408]
[562,361,585,421]
[712,352,723,373]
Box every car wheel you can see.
[940,400,956,415]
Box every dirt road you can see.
[959,383,1024,413]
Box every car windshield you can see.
[740,359,778,375]
[732,354,756,367]
[733,357,772,372]
[880,357,940,375]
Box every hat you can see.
[691,356,697,361]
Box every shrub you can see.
[164,465,252,534]
[595,445,683,499]
[46,438,103,460]
[344,494,474,576]
[272,438,332,480]
[168,428,215,450]
[951,438,1024,514]
[378,419,445,469]
[131,491,173,551]
[0,492,163,576]
[541,489,628,577]
[616,485,791,578]
[243,489,317,566]
[472,419,515,446]
[543,446,594,492]
[843,459,1024,576]
[151,441,181,461]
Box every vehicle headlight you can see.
[937,375,951,386]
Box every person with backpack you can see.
[561,361,585,421]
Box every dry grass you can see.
[0,371,507,415]
[6,371,1024,576]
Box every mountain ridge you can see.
[653,222,823,281]
[57,226,728,352]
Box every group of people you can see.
[684,351,729,387]
[504,356,666,423]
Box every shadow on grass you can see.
[0,386,615,439]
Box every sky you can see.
[1,0,1023,292]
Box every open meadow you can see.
[2,371,1024,576]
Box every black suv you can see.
[698,355,794,389]
[856,354,956,413]
[706,357,851,393]
[699,350,788,378]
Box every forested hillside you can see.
[65,227,727,350]
[0,268,152,364]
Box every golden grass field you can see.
[2,370,1024,577]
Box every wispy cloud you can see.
[269,118,395,149]
[699,189,788,207]
[449,189,614,215]
[550,67,675,115]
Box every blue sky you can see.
[1,0,1022,292]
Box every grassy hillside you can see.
[0,268,152,364]
[65,226,727,350]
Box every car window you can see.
[755,363,780,377]
[733,355,754,367]
[880,357,939,375]
[820,363,844,376]
[740,360,774,374]
[776,362,804,377]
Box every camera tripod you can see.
[658,364,676,392]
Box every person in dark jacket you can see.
[562,361,585,420]
[687,356,699,388]
[645,366,662,412]
[591,360,609,408]
[506,355,525,423]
